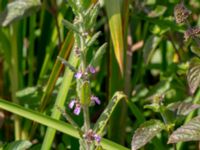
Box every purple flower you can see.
[88,66,96,74]
[94,134,101,144]
[68,100,76,109]
[91,96,101,105]
[74,71,83,79]
[73,104,81,115]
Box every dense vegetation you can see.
[0,0,200,150]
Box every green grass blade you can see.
[105,0,124,74]
[0,98,128,150]
[39,31,74,111]
[41,48,79,150]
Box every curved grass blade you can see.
[168,115,200,143]
[93,91,127,135]
[187,57,200,95]
[0,98,128,150]
[105,0,124,74]
[132,119,165,150]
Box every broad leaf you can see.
[187,57,200,95]
[131,119,165,150]
[168,115,200,143]
[143,35,162,64]
[4,140,32,150]
[93,91,127,135]
[167,102,200,116]
[0,0,41,27]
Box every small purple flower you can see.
[73,104,81,115]
[94,134,101,144]
[74,71,83,79]
[68,100,76,109]
[88,66,96,74]
[91,96,101,105]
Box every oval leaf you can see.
[0,0,41,27]
[168,115,200,143]
[132,119,165,150]
[4,140,32,150]
[187,57,200,95]
[167,102,200,116]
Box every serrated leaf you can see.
[143,35,162,64]
[4,140,32,150]
[167,102,200,116]
[131,119,165,150]
[0,0,41,27]
[93,91,126,135]
[187,57,200,95]
[168,115,200,143]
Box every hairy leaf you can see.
[0,0,41,27]
[131,120,165,150]
[187,57,200,95]
[4,140,32,150]
[167,102,200,116]
[168,115,200,143]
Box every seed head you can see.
[174,2,191,24]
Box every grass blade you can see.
[0,98,128,150]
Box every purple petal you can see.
[94,134,101,143]
[74,71,83,79]
[88,66,96,74]
[68,100,76,109]
[91,96,101,105]
[73,105,81,115]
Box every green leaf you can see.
[131,120,165,150]
[4,140,32,150]
[167,102,200,116]
[0,98,128,150]
[16,87,41,108]
[89,43,107,67]
[191,46,200,59]
[105,0,124,74]
[93,91,126,135]
[143,35,162,64]
[148,5,167,18]
[62,19,80,34]
[168,115,200,143]
[187,57,200,95]
[0,0,41,27]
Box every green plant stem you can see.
[9,23,21,140]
